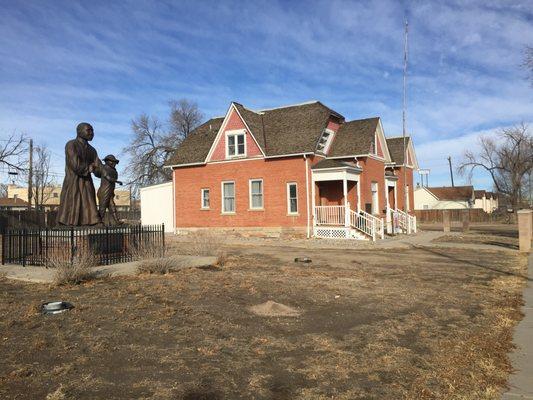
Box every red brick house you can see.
[166,101,419,240]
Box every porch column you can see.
[343,173,349,228]
[356,180,361,212]
[311,175,316,227]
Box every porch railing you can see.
[314,205,345,226]
[395,209,417,234]
[350,210,384,241]
[314,204,384,241]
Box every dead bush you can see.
[180,231,226,256]
[137,257,176,274]
[50,251,99,286]
[130,241,165,261]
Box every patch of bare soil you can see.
[0,239,527,399]
[248,300,301,317]
[432,225,519,250]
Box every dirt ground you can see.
[0,226,528,399]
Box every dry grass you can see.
[175,231,226,256]
[137,256,177,274]
[49,250,99,286]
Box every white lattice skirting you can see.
[313,226,350,239]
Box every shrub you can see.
[50,251,99,286]
[180,231,225,256]
[137,257,177,274]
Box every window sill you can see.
[226,155,246,160]
[221,212,236,215]
[200,208,210,211]
[248,208,264,212]
[287,213,299,217]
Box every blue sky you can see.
[0,0,532,189]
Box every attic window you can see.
[316,129,334,154]
[226,130,246,158]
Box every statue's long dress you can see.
[57,138,102,226]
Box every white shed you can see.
[140,181,173,232]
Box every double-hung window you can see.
[249,179,263,209]
[222,181,235,213]
[287,183,298,214]
[226,130,246,158]
[201,188,210,209]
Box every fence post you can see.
[105,226,110,265]
[0,232,4,265]
[70,227,75,265]
[22,228,26,267]
[161,223,165,256]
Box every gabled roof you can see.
[386,137,409,164]
[166,101,407,167]
[426,186,474,201]
[0,197,29,207]
[474,190,486,199]
[166,117,224,165]
[328,117,379,157]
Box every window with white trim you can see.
[287,183,298,214]
[201,188,210,209]
[316,129,334,154]
[249,179,263,209]
[226,131,245,158]
[222,182,235,213]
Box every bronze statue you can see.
[57,123,102,226]
[97,154,123,225]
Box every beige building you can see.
[7,184,131,211]
[473,190,499,213]
[414,186,475,210]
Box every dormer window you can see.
[226,130,246,158]
[316,129,335,154]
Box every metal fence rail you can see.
[1,224,164,267]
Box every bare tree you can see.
[123,114,173,190]
[31,145,54,210]
[123,99,203,191]
[168,99,203,144]
[0,183,7,197]
[458,123,533,208]
[0,132,27,172]
[524,46,533,85]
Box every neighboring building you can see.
[0,197,29,210]
[163,101,419,240]
[140,182,173,232]
[7,184,131,211]
[473,190,499,213]
[414,186,474,210]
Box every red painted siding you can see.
[209,108,263,161]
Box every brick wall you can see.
[393,166,415,214]
[174,156,316,228]
[358,156,387,216]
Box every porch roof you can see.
[311,159,360,170]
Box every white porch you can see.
[311,161,384,241]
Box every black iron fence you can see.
[1,224,164,267]
[0,209,141,230]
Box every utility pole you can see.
[447,156,454,187]
[402,19,408,212]
[27,138,33,211]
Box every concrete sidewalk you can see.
[502,252,533,399]
[1,255,217,284]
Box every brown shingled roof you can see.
[474,190,486,199]
[386,137,411,164]
[426,186,474,201]
[167,101,386,166]
[0,197,29,206]
[311,159,360,170]
[328,118,379,157]
[166,117,224,165]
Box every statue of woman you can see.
[57,122,102,226]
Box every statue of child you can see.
[97,154,123,225]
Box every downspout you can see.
[305,154,310,238]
